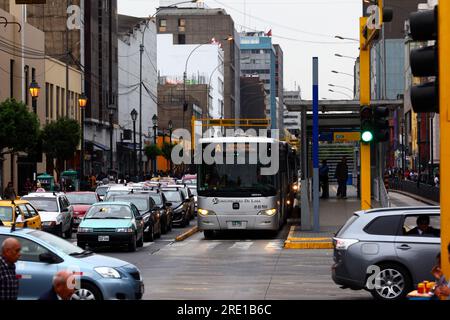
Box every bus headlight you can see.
[198,209,215,216]
[258,209,277,216]
[293,184,299,192]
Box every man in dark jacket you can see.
[319,160,330,199]
[335,157,349,199]
[406,215,440,237]
[39,270,76,300]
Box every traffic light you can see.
[373,106,390,142]
[409,6,439,113]
[360,105,373,143]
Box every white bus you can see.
[196,136,298,238]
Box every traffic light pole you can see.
[360,17,371,210]
[439,0,450,279]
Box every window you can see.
[15,237,51,263]
[178,33,186,44]
[401,214,440,237]
[56,86,60,119]
[26,204,39,217]
[159,19,167,32]
[45,83,50,121]
[61,88,65,118]
[18,205,32,220]
[178,18,186,32]
[364,215,402,236]
[50,84,54,119]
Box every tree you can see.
[0,99,40,157]
[41,117,80,177]
[144,144,161,174]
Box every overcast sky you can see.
[118,0,362,100]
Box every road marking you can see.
[205,242,222,250]
[143,242,154,248]
[229,242,253,250]
[265,241,284,250]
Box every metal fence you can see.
[389,178,440,203]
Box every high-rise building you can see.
[274,44,284,132]
[240,31,277,129]
[156,7,240,120]
[240,76,266,120]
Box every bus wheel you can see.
[204,230,214,239]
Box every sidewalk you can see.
[284,185,434,249]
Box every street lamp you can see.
[328,89,352,99]
[335,53,357,60]
[331,70,355,78]
[131,109,138,178]
[152,114,158,176]
[168,120,173,176]
[78,94,87,187]
[335,35,359,42]
[329,83,354,94]
[138,0,199,178]
[29,80,40,114]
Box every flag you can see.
[266,29,272,37]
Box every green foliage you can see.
[144,144,161,160]
[0,99,40,155]
[161,142,177,161]
[41,117,81,163]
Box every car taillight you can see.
[333,238,359,251]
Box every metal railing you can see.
[389,178,440,203]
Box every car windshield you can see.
[29,230,84,255]
[85,205,133,219]
[66,193,98,205]
[24,198,58,212]
[96,186,109,196]
[162,191,182,202]
[149,195,162,206]
[111,197,149,212]
[0,207,13,222]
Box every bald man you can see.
[0,237,21,300]
[38,270,76,300]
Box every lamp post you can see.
[328,89,352,99]
[138,0,199,178]
[131,109,138,178]
[78,94,87,187]
[109,108,114,175]
[29,80,40,114]
[331,70,355,78]
[329,83,354,95]
[401,118,406,177]
[168,120,173,176]
[152,114,158,176]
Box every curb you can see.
[283,226,334,249]
[175,226,199,242]
[389,190,439,206]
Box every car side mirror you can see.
[39,252,57,264]
[166,202,172,207]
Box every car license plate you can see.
[232,221,242,227]
[98,236,109,242]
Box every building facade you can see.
[118,15,158,177]
[156,7,240,120]
[274,44,284,132]
[240,76,266,121]
[240,31,277,129]
[283,89,302,134]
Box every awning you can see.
[86,140,110,151]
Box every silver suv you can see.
[332,206,440,300]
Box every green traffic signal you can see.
[361,131,374,143]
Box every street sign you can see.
[334,132,361,143]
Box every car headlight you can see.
[116,228,133,233]
[78,227,93,233]
[42,221,56,227]
[198,209,216,216]
[94,267,121,279]
[258,209,277,216]
[293,184,299,191]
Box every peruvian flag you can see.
[266,29,272,37]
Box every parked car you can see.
[0,227,144,300]
[0,200,42,230]
[22,192,73,238]
[332,206,440,300]
[108,194,161,241]
[66,192,101,231]
[134,190,173,234]
[95,185,110,201]
[77,202,145,252]
[161,188,191,227]
[186,185,198,214]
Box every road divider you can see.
[175,226,199,242]
[284,225,334,249]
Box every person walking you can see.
[3,182,16,200]
[38,270,76,300]
[319,160,330,199]
[0,238,21,301]
[335,157,349,199]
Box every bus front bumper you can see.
[198,214,279,230]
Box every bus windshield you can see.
[198,163,276,197]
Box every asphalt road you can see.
[70,218,372,300]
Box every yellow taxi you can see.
[0,200,42,229]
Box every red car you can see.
[65,192,100,230]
